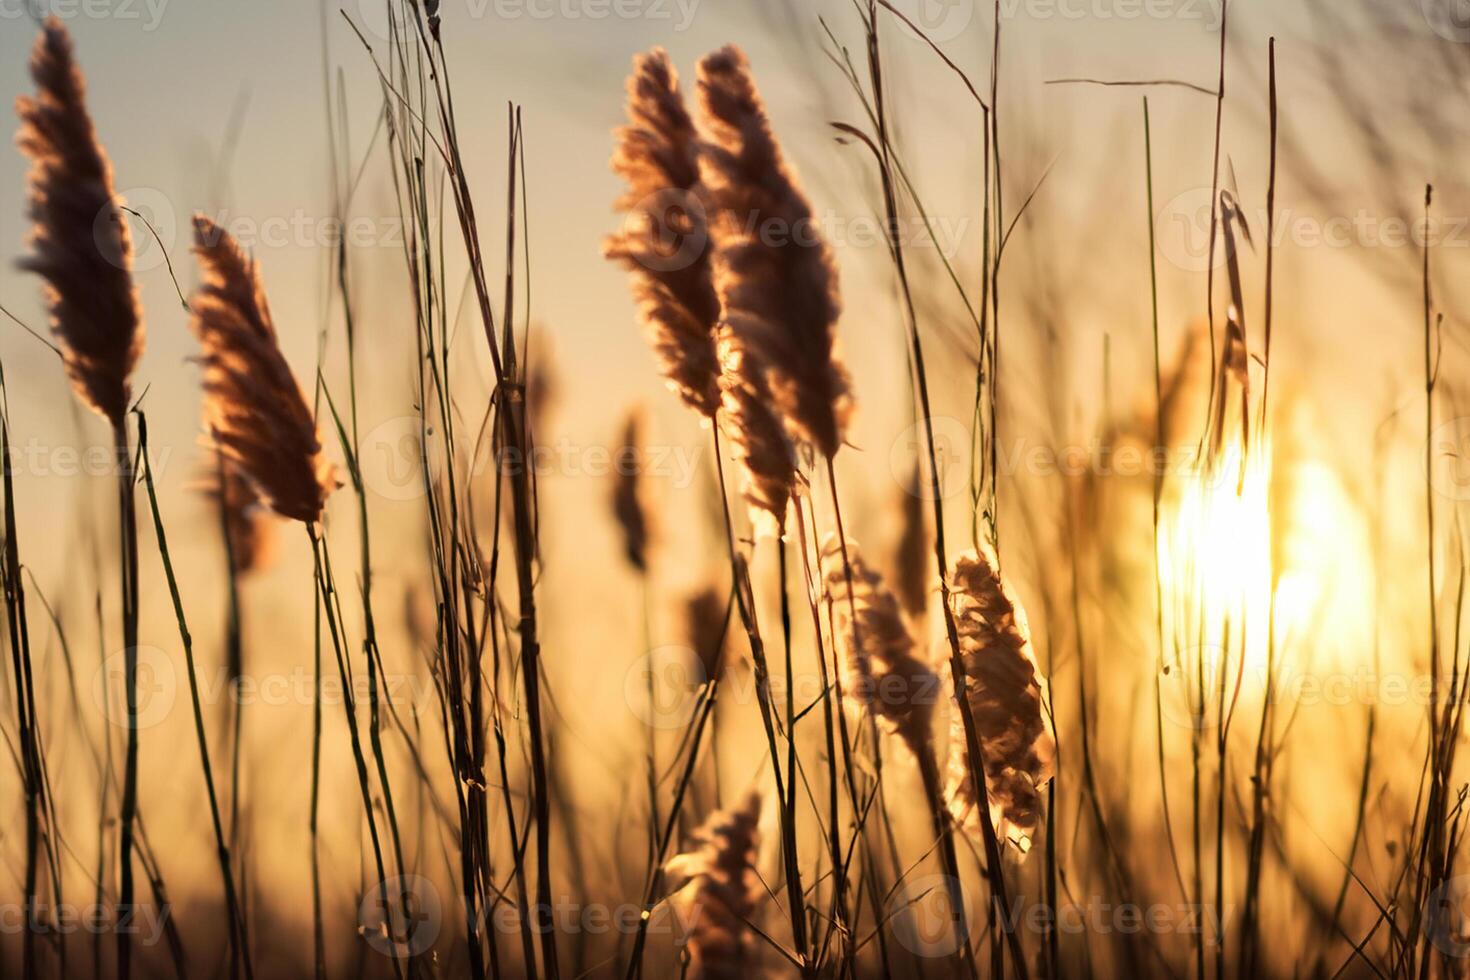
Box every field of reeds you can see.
[2,0,1469,977]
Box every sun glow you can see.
[1157,438,1276,677]
[1156,420,1374,700]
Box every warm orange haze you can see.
[0,1,1466,978]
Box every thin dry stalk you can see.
[16,20,145,979]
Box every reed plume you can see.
[665,790,762,980]
[716,324,796,535]
[821,535,937,762]
[188,215,335,524]
[612,409,650,572]
[16,16,143,427]
[945,549,1055,853]
[605,48,722,418]
[696,44,852,459]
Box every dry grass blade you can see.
[821,535,938,763]
[605,47,722,418]
[696,44,852,459]
[188,215,336,524]
[945,549,1055,854]
[665,790,762,980]
[15,16,143,427]
[715,324,795,535]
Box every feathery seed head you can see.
[189,215,336,525]
[16,17,143,427]
[944,548,1055,854]
[664,790,762,980]
[605,48,721,417]
[696,44,852,459]
[716,323,795,535]
[821,536,938,762]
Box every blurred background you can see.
[2,0,1470,975]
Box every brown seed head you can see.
[716,324,795,535]
[16,18,143,427]
[665,790,762,980]
[822,536,938,763]
[605,48,722,417]
[696,44,852,458]
[944,548,1055,854]
[189,215,335,524]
